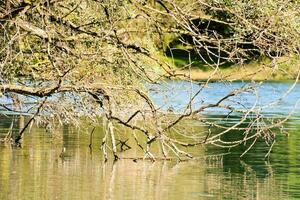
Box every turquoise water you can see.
[149,80,300,116]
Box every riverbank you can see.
[162,56,300,82]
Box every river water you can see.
[0,81,300,199]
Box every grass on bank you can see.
[159,54,300,81]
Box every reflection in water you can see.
[0,115,300,199]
